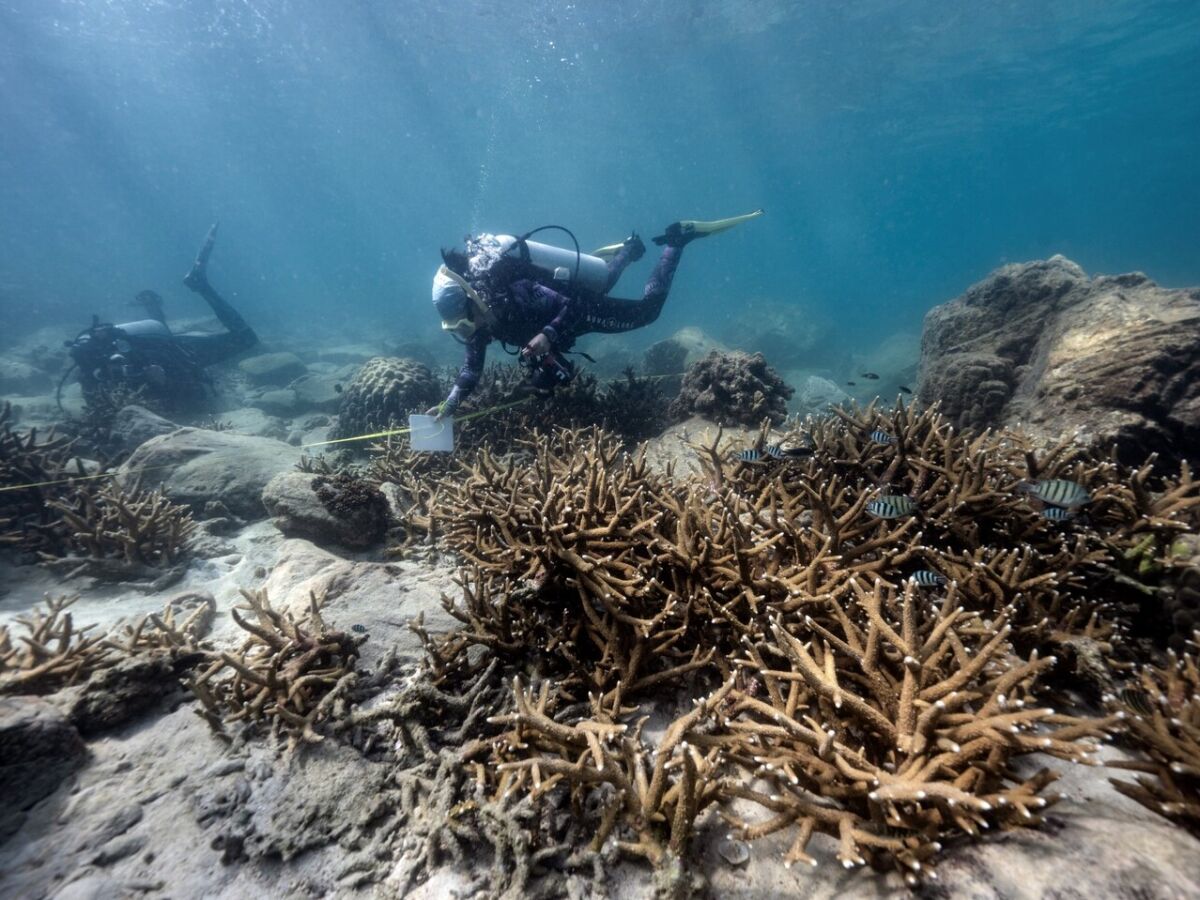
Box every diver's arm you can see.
[533,283,580,349]
[432,334,487,418]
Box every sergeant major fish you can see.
[866,494,918,518]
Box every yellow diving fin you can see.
[653,208,764,246]
[591,240,627,260]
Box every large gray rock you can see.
[0,697,87,843]
[218,407,288,440]
[287,371,344,413]
[110,405,178,453]
[260,539,459,663]
[253,388,300,417]
[237,352,307,386]
[788,374,850,416]
[117,428,302,520]
[918,256,1200,463]
[0,358,52,395]
[262,471,389,549]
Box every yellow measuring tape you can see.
[1,368,692,492]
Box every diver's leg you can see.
[173,332,252,368]
[601,233,646,292]
[181,222,258,357]
[581,245,683,334]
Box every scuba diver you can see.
[428,209,763,419]
[62,224,258,413]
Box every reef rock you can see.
[789,374,850,417]
[117,428,302,520]
[669,350,793,427]
[918,256,1200,462]
[287,371,345,414]
[262,471,390,549]
[62,654,182,736]
[109,404,178,453]
[237,352,308,386]
[0,358,53,395]
[330,356,441,441]
[725,297,831,366]
[0,696,87,843]
[217,407,288,440]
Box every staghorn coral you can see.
[329,356,441,442]
[0,593,211,695]
[187,587,363,750]
[0,594,115,694]
[720,581,1116,882]
[0,401,91,556]
[1107,635,1200,832]
[42,484,195,581]
[668,350,792,427]
[396,408,1200,883]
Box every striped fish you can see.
[737,449,765,462]
[866,494,917,518]
[869,429,896,445]
[1118,687,1154,717]
[909,570,947,587]
[765,444,784,459]
[1041,506,1076,522]
[1025,479,1091,508]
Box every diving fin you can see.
[592,232,646,262]
[592,241,625,260]
[652,208,764,247]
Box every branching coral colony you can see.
[404,401,1199,886]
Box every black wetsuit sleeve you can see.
[533,283,580,346]
[445,332,488,411]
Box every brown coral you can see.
[668,350,792,426]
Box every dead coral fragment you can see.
[1108,635,1200,832]
[188,588,362,749]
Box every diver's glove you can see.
[427,388,462,422]
[624,232,646,262]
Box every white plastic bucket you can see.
[408,414,455,453]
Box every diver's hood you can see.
[432,266,470,322]
[432,265,490,338]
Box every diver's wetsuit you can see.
[68,231,257,411]
[447,243,683,408]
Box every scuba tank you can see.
[112,319,172,338]
[463,228,609,295]
[493,234,610,293]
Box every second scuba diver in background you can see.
[427,209,763,419]
[62,223,258,413]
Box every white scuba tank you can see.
[115,319,172,338]
[470,233,610,294]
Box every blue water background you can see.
[2,0,1198,366]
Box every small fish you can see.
[846,381,857,386]
[780,445,814,458]
[869,429,896,445]
[1117,687,1154,717]
[866,494,918,518]
[1023,479,1091,508]
[861,372,880,380]
[1041,506,1076,522]
[898,385,913,395]
[764,444,784,459]
[909,570,947,587]
[351,623,367,633]
[334,383,344,394]
[737,449,765,462]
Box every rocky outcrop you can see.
[262,471,390,549]
[918,256,1200,463]
[0,697,87,842]
[238,352,307,386]
[117,428,302,520]
[109,405,178,453]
